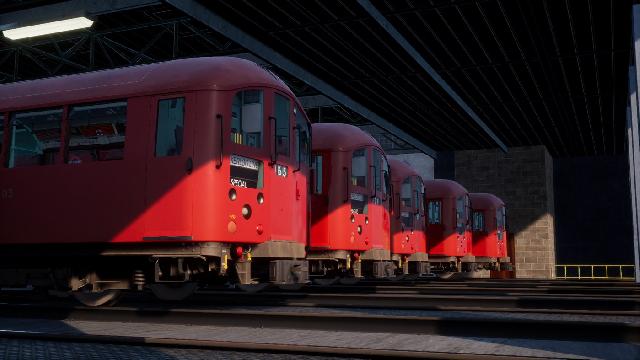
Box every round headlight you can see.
[350,214,355,223]
[357,225,362,234]
[229,188,237,201]
[257,193,264,204]
[242,204,252,219]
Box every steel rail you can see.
[0,329,547,360]
[0,302,638,343]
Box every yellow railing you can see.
[555,264,635,280]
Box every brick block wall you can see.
[454,146,556,279]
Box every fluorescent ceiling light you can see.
[2,17,93,40]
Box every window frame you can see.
[351,147,369,190]
[66,99,128,164]
[427,199,442,225]
[273,92,291,158]
[472,210,485,232]
[230,89,265,150]
[154,97,185,158]
[7,107,64,168]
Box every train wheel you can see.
[338,277,360,285]
[148,283,197,301]
[313,277,339,286]
[72,289,122,307]
[237,283,270,293]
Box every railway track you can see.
[0,301,637,344]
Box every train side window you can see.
[68,101,127,163]
[428,200,441,224]
[351,148,367,187]
[295,106,311,166]
[274,93,290,157]
[8,108,62,168]
[373,150,382,193]
[155,98,185,157]
[380,153,389,196]
[473,211,485,231]
[313,153,322,194]
[401,178,412,208]
[231,90,263,148]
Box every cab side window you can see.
[155,98,184,157]
[231,90,263,148]
[295,106,311,166]
[8,108,63,168]
[67,101,127,163]
[0,114,4,163]
[274,93,290,157]
[312,153,322,194]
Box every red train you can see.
[309,123,394,280]
[388,159,429,275]
[0,57,311,304]
[470,193,511,271]
[424,179,474,272]
[0,57,512,305]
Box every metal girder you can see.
[298,95,338,109]
[0,0,161,30]
[357,0,507,153]
[629,5,640,283]
[166,0,437,158]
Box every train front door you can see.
[144,94,195,239]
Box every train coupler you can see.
[269,260,309,284]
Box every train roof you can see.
[311,123,383,152]
[388,158,420,182]
[424,179,468,199]
[0,57,294,111]
[469,193,505,209]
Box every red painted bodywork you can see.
[424,179,471,257]
[310,123,390,254]
[0,57,310,251]
[388,159,426,256]
[469,193,508,258]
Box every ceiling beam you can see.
[357,0,507,152]
[166,0,437,158]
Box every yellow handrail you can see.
[555,264,635,280]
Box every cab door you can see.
[144,94,195,239]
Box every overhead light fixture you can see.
[2,17,93,40]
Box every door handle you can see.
[186,157,193,174]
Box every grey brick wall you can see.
[454,146,556,279]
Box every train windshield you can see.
[428,200,441,224]
[415,177,424,215]
[401,178,412,208]
[496,207,506,239]
[231,90,263,148]
[351,148,367,187]
[472,211,485,231]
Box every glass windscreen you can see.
[351,148,367,187]
[231,90,263,148]
[401,178,412,208]
[428,200,441,224]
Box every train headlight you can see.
[229,188,237,201]
[365,217,369,225]
[257,193,264,204]
[350,214,355,223]
[242,204,252,219]
[357,225,362,234]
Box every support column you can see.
[628,5,640,282]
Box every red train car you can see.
[424,179,474,272]
[388,159,429,275]
[310,123,394,279]
[0,57,311,304]
[470,193,511,270]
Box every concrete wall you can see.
[387,153,434,180]
[454,146,556,279]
